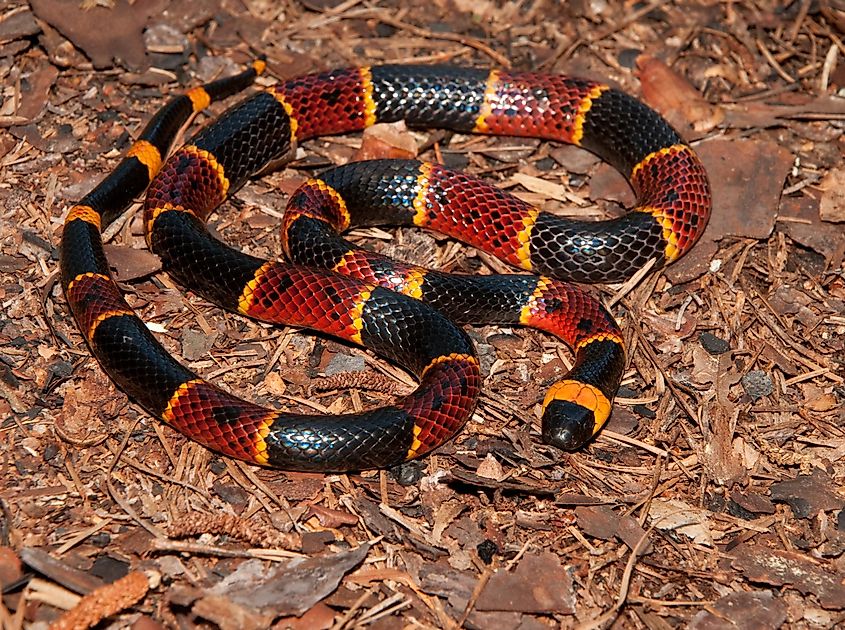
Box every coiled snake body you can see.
[61,61,711,471]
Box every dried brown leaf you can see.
[475,552,575,614]
[30,0,169,70]
[731,543,845,609]
[636,54,724,134]
[688,590,786,629]
[648,498,716,546]
[206,544,370,617]
[355,121,418,161]
[818,166,845,223]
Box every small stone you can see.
[374,21,396,37]
[194,55,239,83]
[91,555,130,582]
[301,531,334,554]
[323,353,365,376]
[390,461,425,486]
[477,539,498,564]
[699,331,730,355]
[91,532,111,548]
[618,48,641,68]
[157,555,187,579]
[633,404,656,419]
[181,329,215,361]
[441,151,468,170]
[212,481,249,508]
[742,370,773,400]
[143,23,189,53]
[49,359,73,380]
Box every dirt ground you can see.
[1,0,845,628]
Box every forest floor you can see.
[1,0,844,628]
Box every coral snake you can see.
[60,60,711,472]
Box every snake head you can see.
[541,399,597,451]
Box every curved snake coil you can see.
[60,60,711,471]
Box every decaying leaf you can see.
[688,589,787,629]
[203,544,370,617]
[637,54,725,134]
[648,498,716,546]
[731,543,845,609]
[475,552,575,614]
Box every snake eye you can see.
[541,399,596,451]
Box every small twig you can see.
[105,418,165,537]
[101,202,140,242]
[782,174,821,195]
[820,43,839,92]
[351,11,511,67]
[587,0,672,44]
[504,539,531,571]
[232,459,291,511]
[574,525,654,629]
[455,566,494,629]
[786,0,811,44]
[597,429,670,458]
[630,317,701,423]
[756,38,796,83]
[105,479,164,538]
[104,442,212,500]
[330,587,377,630]
[299,0,368,29]
[783,366,841,386]
[355,593,411,626]
[25,579,80,612]
[53,416,108,448]
[607,258,657,308]
[150,538,304,560]
[54,519,113,556]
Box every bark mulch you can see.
[1,0,844,628]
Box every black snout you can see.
[541,399,596,451]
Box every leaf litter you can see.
[1,0,844,628]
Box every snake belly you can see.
[60,62,711,471]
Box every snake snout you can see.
[541,399,596,451]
